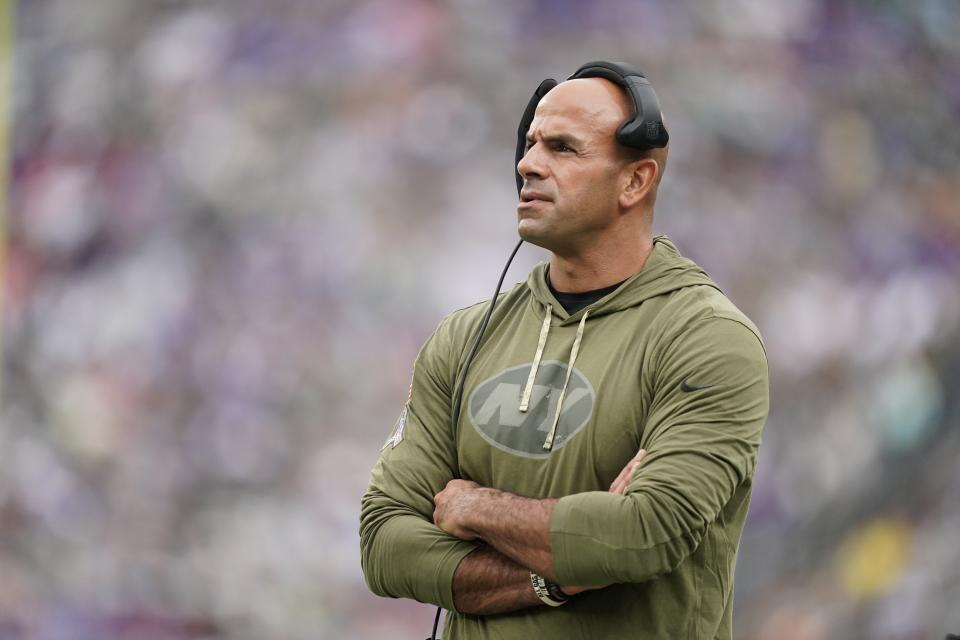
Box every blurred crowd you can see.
[3,0,959,638]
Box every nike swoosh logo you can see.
[680,380,716,392]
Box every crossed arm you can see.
[435,449,648,615]
[360,315,768,616]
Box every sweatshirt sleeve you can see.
[549,315,769,586]
[359,315,478,611]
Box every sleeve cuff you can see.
[435,541,480,612]
[549,492,607,585]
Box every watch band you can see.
[530,572,569,607]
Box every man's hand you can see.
[434,479,482,540]
[608,448,647,494]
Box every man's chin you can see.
[517,221,553,250]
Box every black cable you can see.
[452,238,525,425]
[429,237,524,640]
[429,606,441,640]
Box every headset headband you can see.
[514,60,669,196]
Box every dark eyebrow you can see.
[525,132,585,148]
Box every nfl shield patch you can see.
[382,404,408,450]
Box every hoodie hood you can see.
[517,235,722,450]
[525,235,721,324]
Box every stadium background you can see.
[3,0,959,638]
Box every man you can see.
[359,62,769,639]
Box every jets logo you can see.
[467,361,595,458]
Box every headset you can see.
[427,61,668,640]
[515,60,669,195]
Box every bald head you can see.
[536,77,668,207]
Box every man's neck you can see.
[548,236,654,293]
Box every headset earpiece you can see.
[568,61,669,150]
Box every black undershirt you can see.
[547,273,628,315]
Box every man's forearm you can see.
[452,545,542,615]
[435,451,648,592]
[463,488,561,582]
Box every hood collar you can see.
[525,235,721,325]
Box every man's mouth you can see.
[520,191,552,203]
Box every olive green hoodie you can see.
[360,235,769,639]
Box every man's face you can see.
[516,78,630,255]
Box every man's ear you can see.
[619,158,658,209]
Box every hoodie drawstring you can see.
[519,302,552,412]
[542,310,589,451]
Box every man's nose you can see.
[516,143,546,181]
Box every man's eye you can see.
[555,143,574,153]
